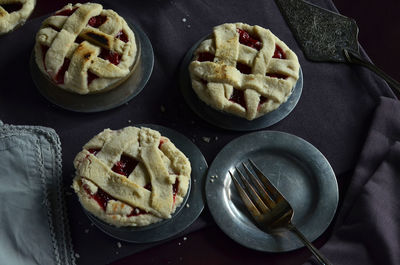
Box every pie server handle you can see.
[344,49,400,96]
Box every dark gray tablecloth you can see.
[0,0,394,264]
[305,97,400,265]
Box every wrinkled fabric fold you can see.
[304,97,400,265]
[0,124,75,265]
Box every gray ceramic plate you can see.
[30,19,153,113]
[205,131,338,252]
[179,36,303,131]
[86,124,207,243]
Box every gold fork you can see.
[229,159,331,265]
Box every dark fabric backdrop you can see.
[0,0,394,264]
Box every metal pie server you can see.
[275,0,400,94]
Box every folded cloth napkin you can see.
[304,97,400,265]
[0,122,75,265]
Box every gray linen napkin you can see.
[0,122,75,265]
[304,97,400,265]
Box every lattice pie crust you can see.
[73,127,191,227]
[34,3,137,94]
[189,23,300,120]
[0,0,35,34]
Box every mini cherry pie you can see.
[34,3,137,95]
[189,23,300,120]
[72,126,191,227]
[0,0,35,34]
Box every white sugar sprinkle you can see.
[210,179,215,183]
[117,242,122,248]
[183,237,187,241]
[182,18,187,23]
[186,203,190,208]
[75,253,80,258]
[187,24,191,28]
[178,242,182,246]
[128,120,131,123]
[202,137,210,143]
[135,208,140,214]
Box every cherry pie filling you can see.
[82,177,180,217]
[257,95,269,110]
[87,71,99,85]
[39,44,121,85]
[81,142,182,219]
[172,179,179,204]
[229,89,246,110]
[158,138,166,149]
[197,52,215,62]
[266,73,288,79]
[40,9,127,87]
[236,62,251,75]
[88,15,107,28]
[99,48,121,65]
[237,28,262,51]
[112,154,139,177]
[116,30,129,43]
[88,148,101,155]
[54,58,70,84]
[82,182,147,216]
[83,150,147,216]
[2,2,23,13]
[272,44,286,59]
[266,45,288,79]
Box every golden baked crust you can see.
[189,23,300,120]
[34,3,137,94]
[0,0,35,34]
[72,127,191,227]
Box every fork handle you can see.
[344,49,400,96]
[287,222,332,265]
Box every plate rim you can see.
[205,130,338,252]
[85,124,208,243]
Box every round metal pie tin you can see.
[179,35,303,131]
[30,19,154,113]
[84,124,207,243]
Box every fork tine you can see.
[234,168,269,213]
[229,171,261,218]
[248,159,282,202]
[242,162,276,209]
